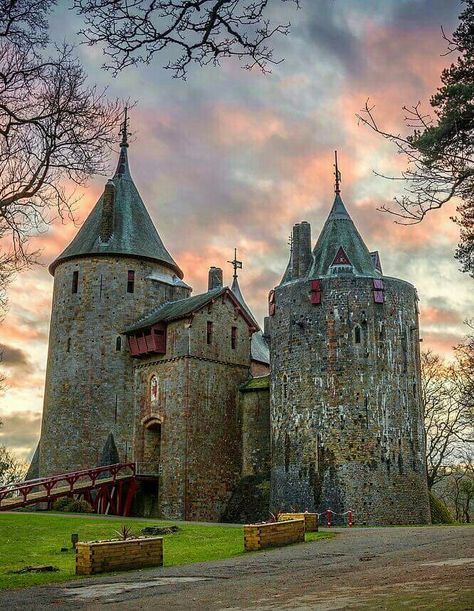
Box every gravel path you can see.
[2,526,473,610]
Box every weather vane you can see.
[119,107,130,148]
[227,248,242,281]
[334,150,342,194]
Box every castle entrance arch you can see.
[141,416,162,475]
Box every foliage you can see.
[51,497,72,512]
[429,491,455,524]
[73,0,300,79]
[358,0,474,276]
[63,499,94,513]
[0,443,27,486]
[113,525,135,540]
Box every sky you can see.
[1,0,472,462]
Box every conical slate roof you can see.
[310,193,379,278]
[49,138,183,278]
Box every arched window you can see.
[150,375,158,403]
[116,336,122,351]
[354,325,362,344]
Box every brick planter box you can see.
[76,537,163,575]
[278,512,318,532]
[244,519,305,551]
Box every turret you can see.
[37,110,191,476]
[269,153,430,525]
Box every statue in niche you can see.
[150,375,158,403]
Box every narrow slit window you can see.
[207,321,213,345]
[67,337,71,352]
[354,325,362,344]
[127,270,135,293]
[283,374,288,400]
[116,336,122,351]
[72,270,79,294]
[231,326,237,349]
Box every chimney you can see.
[292,221,312,278]
[292,223,301,278]
[298,221,312,277]
[208,267,223,291]
[99,180,115,242]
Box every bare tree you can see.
[0,0,122,271]
[422,350,473,489]
[73,0,300,78]
[0,444,27,486]
[435,449,473,522]
[357,0,474,276]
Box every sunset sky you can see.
[1,0,472,462]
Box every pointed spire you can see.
[334,150,341,194]
[114,107,131,179]
[50,121,184,278]
[228,248,243,290]
[309,154,380,278]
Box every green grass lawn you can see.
[0,512,334,590]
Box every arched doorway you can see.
[141,416,162,475]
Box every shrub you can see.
[64,499,94,514]
[52,497,72,512]
[429,491,455,524]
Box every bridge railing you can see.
[0,462,136,508]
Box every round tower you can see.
[38,112,191,476]
[269,164,430,525]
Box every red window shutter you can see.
[373,290,384,303]
[268,290,276,316]
[310,279,322,305]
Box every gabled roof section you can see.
[250,331,270,365]
[310,193,380,278]
[49,119,183,278]
[230,274,268,365]
[125,287,258,334]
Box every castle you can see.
[29,117,431,525]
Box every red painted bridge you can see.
[0,463,157,516]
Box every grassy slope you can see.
[0,512,333,590]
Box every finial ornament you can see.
[119,107,130,148]
[228,248,243,281]
[334,150,342,194]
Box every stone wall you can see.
[269,274,431,525]
[133,294,252,521]
[39,255,190,476]
[240,379,271,478]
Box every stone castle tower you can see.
[268,163,431,525]
[38,113,191,476]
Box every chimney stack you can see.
[99,180,115,242]
[208,267,223,291]
[298,221,312,277]
[291,221,312,278]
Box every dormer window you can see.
[330,247,353,276]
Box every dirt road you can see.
[2,526,473,610]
